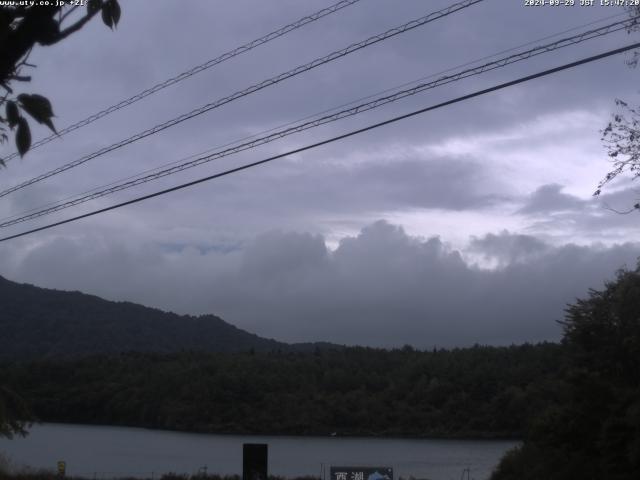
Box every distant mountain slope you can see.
[0,275,292,359]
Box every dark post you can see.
[243,443,268,480]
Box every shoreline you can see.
[22,421,522,442]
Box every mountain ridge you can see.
[0,275,332,359]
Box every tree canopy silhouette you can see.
[491,264,640,480]
[0,0,121,162]
[596,6,640,210]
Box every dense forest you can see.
[0,343,565,438]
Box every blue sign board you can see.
[330,466,393,480]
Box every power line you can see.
[1,41,637,243]
[2,16,632,226]
[21,2,622,226]
[0,0,364,164]
[1,16,634,228]
[2,11,627,227]
[0,0,485,199]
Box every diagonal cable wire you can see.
[1,0,364,164]
[3,9,626,227]
[1,41,638,243]
[0,16,634,228]
[35,0,630,225]
[0,0,485,199]
[1,15,631,226]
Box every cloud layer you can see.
[3,221,638,348]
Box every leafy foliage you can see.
[17,94,56,134]
[0,0,121,161]
[596,5,640,209]
[491,265,640,480]
[597,100,640,210]
[101,0,121,30]
[14,117,30,157]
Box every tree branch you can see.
[9,75,31,82]
[54,5,102,42]
[59,5,80,25]
[0,7,59,82]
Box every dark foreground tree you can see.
[491,265,640,480]
[0,0,121,161]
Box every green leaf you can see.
[101,1,113,29]
[6,101,19,128]
[87,0,102,14]
[109,0,121,27]
[16,117,31,158]
[17,94,56,133]
[101,0,121,29]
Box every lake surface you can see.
[0,423,517,480]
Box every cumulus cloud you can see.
[468,230,549,267]
[2,221,638,349]
[516,183,640,244]
[519,184,585,215]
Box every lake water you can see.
[0,423,517,480]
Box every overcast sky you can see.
[1,0,640,348]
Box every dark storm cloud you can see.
[215,222,639,347]
[3,221,638,348]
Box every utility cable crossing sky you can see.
[0,0,364,164]
[0,0,484,199]
[2,10,628,226]
[0,16,635,228]
[1,42,638,243]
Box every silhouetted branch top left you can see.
[0,0,121,162]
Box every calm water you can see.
[0,423,517,480]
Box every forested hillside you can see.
[0,344,565,438]
[0,276,295,358]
